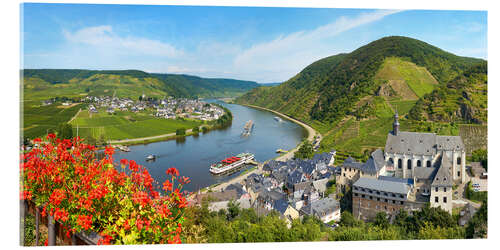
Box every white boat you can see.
[146,154,156,160]
[209,153,255,174]
[274,116,283,122]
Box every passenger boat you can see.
[209,153,255,174]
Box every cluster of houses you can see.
[190,150,342,227]
[190,111,481,227]
[80,95,224,121]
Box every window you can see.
[376,191,380,195]
[391,193,396,197]
[435,187,438,192]
[385,199,388,202]
[377,197,380,201]
[417,160,421,167]
[427,161,431,168]
[361,194,365,198]
[407,159,412,169]
[384,206,387,210]
[400,194,404,198]
[354,187,358,190]
[457,157,462,165]
[443,197,447,203]
[369,196,373,200]
[354,193,358,197]
[384,192,388,196]
[369,190,373,193]
[435,196,439,203]
[400,201,404,205]
[398,159,402,169]
[444,187,447,192]
[343,173,345,177]
[458,171,461,177]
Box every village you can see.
[44,95,225,121]
[189,112,488,229]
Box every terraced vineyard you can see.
[459,124,487,155]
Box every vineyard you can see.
[459,124,487,155]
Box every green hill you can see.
[235,36,486,158]
[22,69,259,100]
[408,61,487,124]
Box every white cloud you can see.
[63,25,182,58]
[233,9,403,81]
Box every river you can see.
[112,100,307,192]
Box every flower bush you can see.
[20,134,190,245]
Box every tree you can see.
[294,140,313,159]
[466,199,487,238]
[201,126,209,133]
[176,128,186,136]
[227,200,240,221]
[192,126,200,134]
[374,212,389,229]
[57,123,73,139]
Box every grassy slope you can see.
[70,108,202,141]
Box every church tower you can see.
[393,111,399,136]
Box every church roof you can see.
[385,131,437,155]
[432,154,453,187]
[436,136,465,151]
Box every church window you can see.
[444,187,447,192]
[398,159,402,169]
[435,187,438,192]
[458,171,461,177]
[427,161,431,168]
[407,159,412,169]
[457,157,462,165]
[417,160,421,167]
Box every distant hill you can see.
[235,36,487,158]
[22,69,259,100]
[259,82,282,87]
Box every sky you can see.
[21,3,487,83]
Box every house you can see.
[300,197,341,223]
[273,199,300,228]
[352,177,411,221]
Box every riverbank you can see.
[239,104,321,161]
[198,104,322,194]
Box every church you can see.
[343,112,465,220]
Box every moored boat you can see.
[209,153,255,174]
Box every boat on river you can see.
[146,154,156,161]
[241,120,254,136]
[209,153,255,174]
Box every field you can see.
[22,101,83,139]
[70,108,203,141]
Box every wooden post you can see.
[48,215,56,246]
[20,200,26,246]
[71,234,77,245]
[35,206,40,246]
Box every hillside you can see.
[408,62,487,124]
[22,69,259,100]
[235,36,486,158]
[237,36,483,123]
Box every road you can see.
[108,129,193,144]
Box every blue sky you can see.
[21,3,487,83]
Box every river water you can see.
[112,100,307,192]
